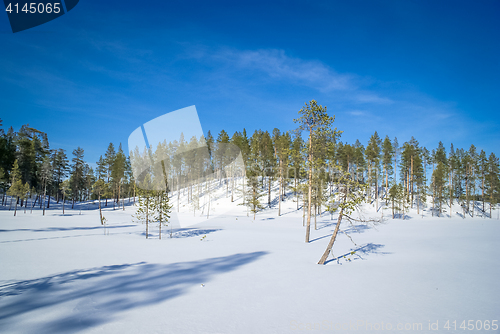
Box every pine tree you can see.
[388,183,401,219]
[366,131,381,207]
[154,190,172,239]
[400,137,424,212]
[294,100,340,243]
[229,131,246,203]
[318,166,367,264]
[60,179,70,215]
[382,136,394,203]
[124,156,135,203]
[205,131,214,162]
[7,160,28,216]
[70,147,85,209]
[83,164,95,205]
[448,144,457,216]
[93,179,106,224]
[134,189,155,239]
[113,144,127,210]
[478,150,488,214]
[0,167,6,206]
[240,128,251,163]
[272,129,291,216]
[485,153,500,217]
[467,145,478,216]
[40,156,52,215]
[104,143,116,206]
[52,149,69,203]
[290,134,304,210]
[353,140,366,182]
[96,155,106,180]
[432,161,447,217]
[393,137,399,189]
[0,126,16,191]
[259,131,275,207]
[243,175,264,220]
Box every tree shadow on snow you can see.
[310,223,373,243]
[392,213,413,220]
[325,243,390,265]
[0,225,135,234]
[153,228,221,239]
[0,252,267,333]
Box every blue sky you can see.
[1,0,499,166]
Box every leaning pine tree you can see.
[318,166,367,265]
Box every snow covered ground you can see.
[0,190,499,333]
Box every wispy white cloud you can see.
[187,46,398,108]
[347,110,367,116]
[222,49,353,92]
[191,47,354,92]
[354,93,394,105]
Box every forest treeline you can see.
[1,103,499,219]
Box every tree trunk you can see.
[482,175,485,214]
[466,164,469,214]
[253,184,256,220]
[432,163,434,217]
[368,164,372,202]
[314,203,317,230]
[439,185,443,216]
[305,132,313,243]
[394,151,397,186]
[384,164,388,205]
[159,197,162,240]
[43,183,46,216]
[146,197,149,239]
[207,189,210,219]
[417,184,420,215]
[14,197,18,216]
[302,194,306,226]
[231,164,234,202]
[450,170,453,217]
[118,182,121,211]
[392,198,394,219]
[295,176,298,210]
[278,160,282,216]
[99,193,103,224]
[318,205,345,265]
[268,176,271,207]
[410,156,414,207]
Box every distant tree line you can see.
[1,106,499,221]
[0,118,135,216]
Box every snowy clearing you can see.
[0,194,499,334]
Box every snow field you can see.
[0,186,499,333]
